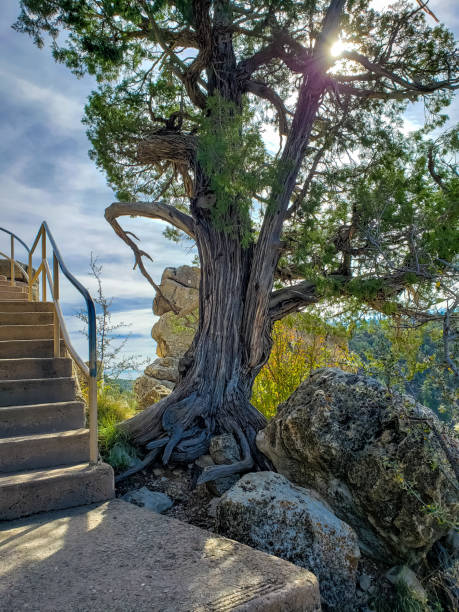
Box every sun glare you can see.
[330,40,346,57]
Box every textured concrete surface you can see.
[0,499,321,611]
[0,462,114,520]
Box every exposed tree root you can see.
[121,385,271,483]
[197,425,254,484]
[114,448,160,484]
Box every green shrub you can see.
[371,581,441,612]
[96,384,139,471]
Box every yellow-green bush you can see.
[96,384,139,471]
[252,314,359,420]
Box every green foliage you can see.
[252,312,358,419]
[197,94,269,245]
[350,319,458,426]
[14,1,458,339]
[97,383,139,470]
[371,580,433,612]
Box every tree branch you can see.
[269,280,318,321]
[245,79,290,135]
[105,202,195,311]
[105,201,195,239]
[334,50,459,95]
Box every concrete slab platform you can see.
[0,499,321,611]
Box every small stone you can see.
[206,474,239,497]
[153,468,163,477]
[385,566,427,603]
[195,454,214,469]
[444,528,459,555]
[207,498,219,518]
[358,574,372,592]
[122,487,173,514]
[209,434,241,465]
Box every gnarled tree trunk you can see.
[122,199,274,479]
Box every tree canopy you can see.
[15,0,458,314]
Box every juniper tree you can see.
[16,0,458,480]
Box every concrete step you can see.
[0,400,85,437]
[0,301,53,312]
[0,339,66,358]
[0,428,89,473]
[0,280,28,290]
[0,311,53,325]
[0,377,76,406]
[0,357,72,380]
[0,499,320,609]
[0,462,114,520]
[0,292,28,301]
[0,284,27,294]
[0,324,57,341]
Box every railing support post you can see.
[53,253,60,357]
[10,235,15,287]
[28,251,33,301]
[88,374,98,463]
[41,227,46,302]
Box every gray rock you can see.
[385,566,427,603]
[152,311,196,358]
[145,357,179,383]
[122,487,173,514]
[216,471,360,611]
[195,454,214,469]
[444,528,459,555]
[257,368,458,564]
[206,474,239,497]
[358,574,372,592]
[133,376,171,409]
[153,266,200,316]
[209,433,241,465]
[207,497,219,518]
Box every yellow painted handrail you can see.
[25,222,98,464]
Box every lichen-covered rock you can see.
[144,357,180,383]
[209,433,241,465]
[134,266,199,408]
[216,471,360,611]
[257,368,459,564]
[205,434,242,495]
[152,311,196,358]
[153,266,200,316]
[133,375,171,409]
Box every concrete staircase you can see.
[0,277,114,520]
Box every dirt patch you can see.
[115,461,218,531]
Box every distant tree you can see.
[76,254,145,382]
[16,0,458,479]
[350,318,458,426]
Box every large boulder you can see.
[144,356,180,383]
[257,368,459,564]
[216,471,360,611]
[151,311,196,358]
[153,266,200,316]
[134,266,199,408]
[133,375,172,410]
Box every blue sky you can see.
[1,1,457,377]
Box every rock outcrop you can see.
[257,368,459,564]
[134,266,199,409]
[216,471,360,611]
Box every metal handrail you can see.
[0,226,30,287]
[0,223,98,464]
